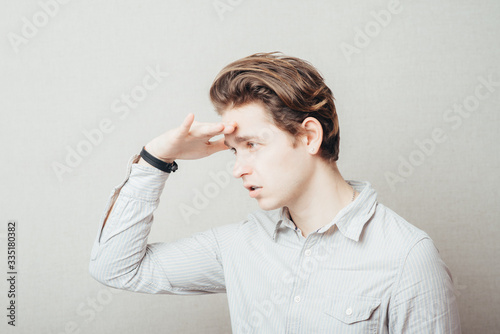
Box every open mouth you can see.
[249,187,262,198]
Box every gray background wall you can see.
[1,0,499,333]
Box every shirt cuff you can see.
[119,153,172,202]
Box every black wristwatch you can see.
[139,147,178,173]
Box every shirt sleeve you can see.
[389,237,462,333]
[88,154,226,295]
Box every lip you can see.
[249,187,262,198]
[243,183,260,190]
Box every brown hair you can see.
[209,51,340,163]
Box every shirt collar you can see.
[272,180,378,242]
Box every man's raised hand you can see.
[142,113,237,163]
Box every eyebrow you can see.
[224,135,256,148]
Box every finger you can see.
[206,121,237,136]
[179,113,195,135]
[208,137,231,153]
[203,123,225,137]
[224,121,237,128]
[221,122,237,134]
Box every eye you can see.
[247,142,258,149]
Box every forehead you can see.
[221,102,271,125]
[222,102,278,144]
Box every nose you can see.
[232,154,253,179]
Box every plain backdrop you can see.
[1,0,499,333]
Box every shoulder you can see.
[371,204,450,283]
[359,202,440,276]
[368,204,454,295]
[369,203,430,248]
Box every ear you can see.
[300,117,323,154]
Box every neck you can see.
[287,161,357,238]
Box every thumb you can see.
[179,113,195,135]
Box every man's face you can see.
[222,102,313,211]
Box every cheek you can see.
[260,149,300,182]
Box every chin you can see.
[256,199,282,212]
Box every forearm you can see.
[89,114,235,293]
[89,155,171,291]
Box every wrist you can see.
[137,156,155,167]
[144,143,176,163]
[139,146,178,173]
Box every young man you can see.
[89,52,461,333]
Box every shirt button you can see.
[304,249,312,256]
[294,296,301,303]
[346,307,353,316]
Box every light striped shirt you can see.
[89,154,461,333]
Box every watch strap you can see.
[140,147,178,173]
